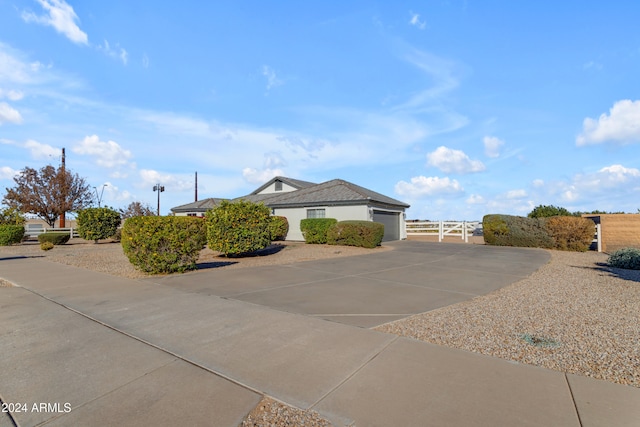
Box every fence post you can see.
[438,221,443,242]
[596,224,602,252]
[463,221,468,243]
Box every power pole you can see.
[60,148,66,228]
[195,171,198,202]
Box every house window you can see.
[307,208,325,219]
[275,181,283,191]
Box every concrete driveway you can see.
[146,241,551,328]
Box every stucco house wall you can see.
[274,205,369,241]
[583,213,640,252]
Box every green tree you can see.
[205,200,271,256]
[3,165,93,227]
[527,204,573,218]
[77,207,121,243]
[0,206,26,226]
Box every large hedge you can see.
[300,218,338,244]
[38,232,71,245]
[0,225,25,246]
[268,215,289,241]
[77,207,121,243]
[121,216,206,274]
[483,214,596,251]
[483,214,553,248]
[327,220,384,248]
[206,200,272,256]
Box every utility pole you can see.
[195,171,198,202]
[60,148,66,228]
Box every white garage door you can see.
[373,210,400,241]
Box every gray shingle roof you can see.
[170,197,228,213]
[249,176,316,195]
[240,179,410,209]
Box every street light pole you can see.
[153,184,165,216]
[93,184,108,207]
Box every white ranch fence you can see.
[24,225,80,239]
[406,221,482,243]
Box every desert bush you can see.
[483,214,554,248]
[300,218,338,244]
[544,216,595,251]
[77,207,121,243]
[0,225,25,246]
[121,216,206,274]
[268,216,289,241]
[608,247,640,270]
[38,232,70,245]
[327,220,384,248]
[206,200,271,256]
[40,241,54,251]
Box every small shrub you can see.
[608,248,640,270]
[0,225,25,246]
[121,216,206,274]
[483,214,554,248]
[77,207,122,243]
[268,216,289,241]
[544,216,595,252]
[40,241,54,251]
[38,232,71,245]
[327,220,384,248]
[300,218,338,244]
[206,200,272,256]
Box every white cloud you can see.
[0,102,23,125]
[0,89,24,101]
[532,179,544,188]
[242,167,284,184]
[409,12,426,30]
[98,40,128,65]
[483,136,504,158]
[22,0,88,45]
[505,189,527,199]
[139,169,193,192]
[0,166,19,180]
[395,176,463,198]
[426,146,485,174]
[72,135,133,168]
[466,194,485,204]
[262,65,283,92]
[576,99,640,145]
[142,54,150,68]
[23,139,59,159]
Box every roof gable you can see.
[250,176,316,195]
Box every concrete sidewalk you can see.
[1,245,639,426]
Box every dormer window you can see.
[275,180,283,191]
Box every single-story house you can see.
[171,176,410,241]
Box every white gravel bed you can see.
[241,396,333,427]
[376,250,640,388]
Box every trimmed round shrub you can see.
[77,207,122,243]
[327,220,384,248]
[268,216,289,241]
[608,247,640,270]
[544,216,595,252]
[121,216,206,274]
[40,241,54,251]
[0,225,25,246]
[483,214,554,248]
[300,218,338,244]
[205,200,271,256]
[38,232,70,245]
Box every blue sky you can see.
[1,1,640,220]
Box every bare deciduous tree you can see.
[119,201,156,219]
[3,165,94,227]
